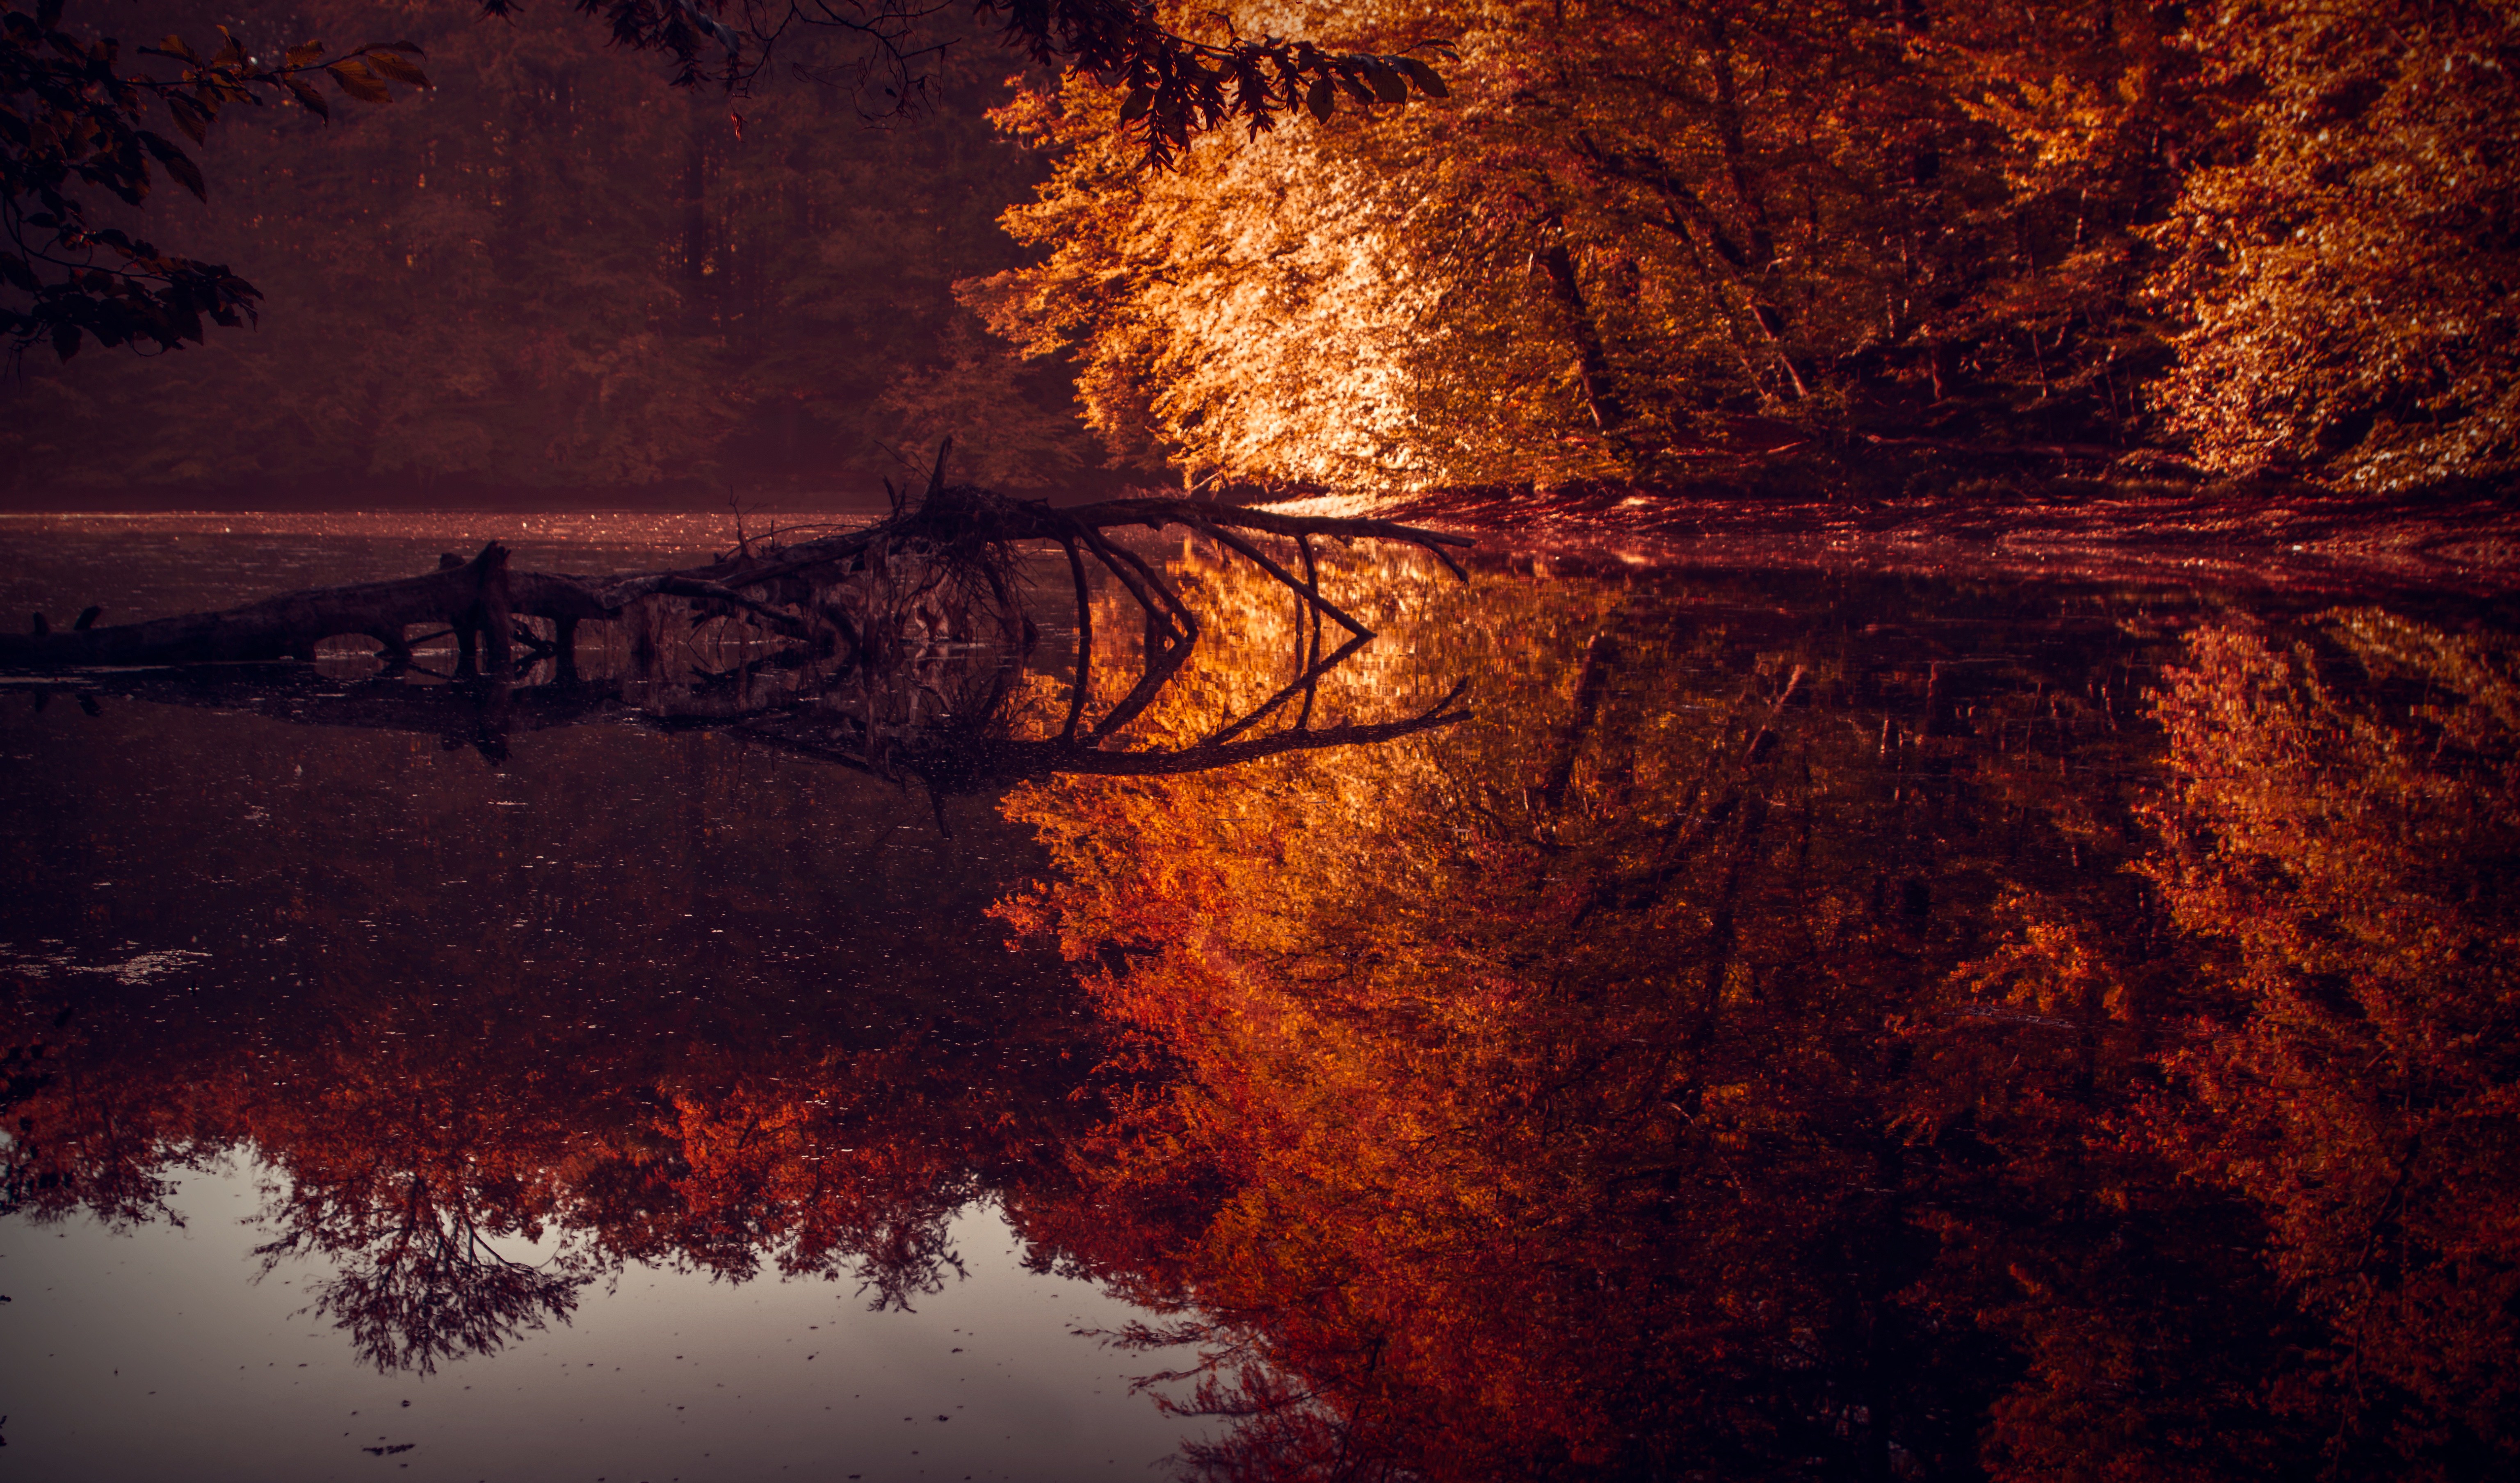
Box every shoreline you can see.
[2,471,2511,602]
[1263,476,2520,598]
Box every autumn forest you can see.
[2,2,2517,1482]
[4,0,2513,503]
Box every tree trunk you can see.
[1535,224,1632,438]
[2,491,1470,678]
[0,543,637,670]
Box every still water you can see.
[2,511,2513,1483]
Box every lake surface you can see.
[3,511,2513,1482]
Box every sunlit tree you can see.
[975,0,2198,489]
[2142,0,2516,488]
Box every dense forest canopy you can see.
[2,0,2513,502]
[977,0,2519,493]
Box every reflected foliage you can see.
[998,556,2519,1481]
[1,855,1121,1369]
[0,544,1458,1373]
[2136,613,2520,1476]
[4,555,2514,1483]
[255,1173,595,1376]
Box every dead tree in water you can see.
[0,467,1469,682]
[2,460,1474,780]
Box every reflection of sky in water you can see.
[0,514,1205,1479]
[0,1161,1199,1482]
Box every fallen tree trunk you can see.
[5,471,1484,785]
[0,477,1473,680]
[1,543,577,670]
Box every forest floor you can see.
[1267,470,2520,599]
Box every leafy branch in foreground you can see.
[548,0,1450,166]
[0,0,427,359]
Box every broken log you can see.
[0,543,594,669]
[0,481,1474,687]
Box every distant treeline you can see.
[0,0,1106,504]
[4,0,2513,503]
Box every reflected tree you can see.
[0,538,1477,1371]
[2135,611,2520,1478]
[254,1172,596,1375]
[9,552,2514,1476]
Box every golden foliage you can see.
[975,0,2215,487]
[2140,612,2520,1469]
[2150,0,2520,487]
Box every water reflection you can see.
[2,534,1470,1389]
[998,554,2519,1482]
[2134,613,2520,1480]
[18,550,1467,790]
[3,817,1102,1373]
[4,531,2514,1481]
[253,1165,598,1376]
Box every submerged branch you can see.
[1,479,1478,787]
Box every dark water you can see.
[2,514,2513,1482]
